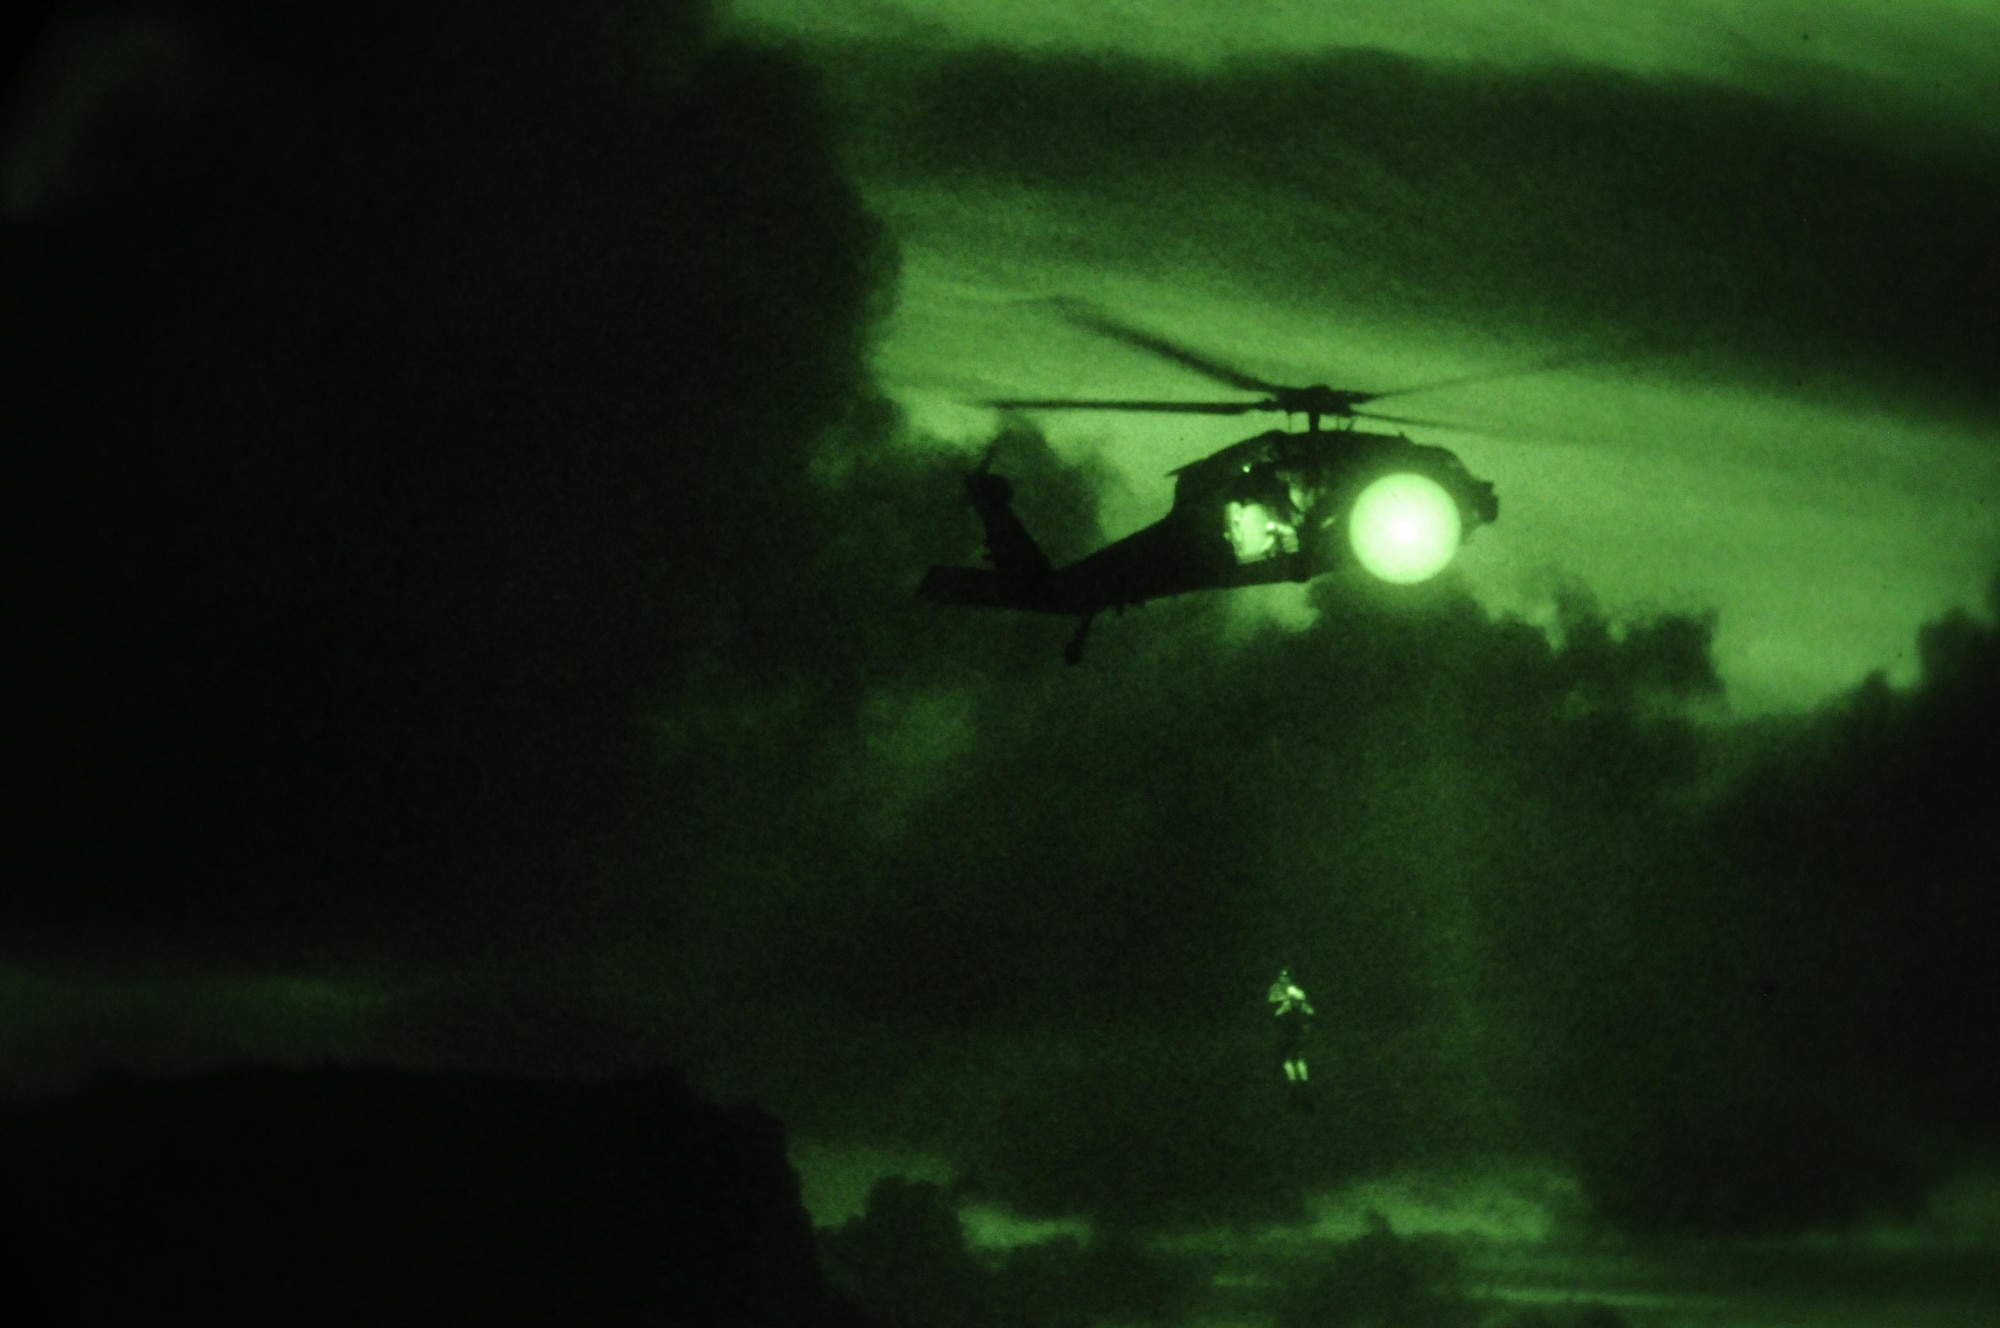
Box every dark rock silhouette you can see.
[1,1062,875,1326]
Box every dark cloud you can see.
[818,1177,1206,1328]
[1273,1214,1481,1328]
[5,0,888,962]
[1498,581,2000,1234]
[0,2,62,107]
[1492,1309,1629,1328]
[819,1179,991,1328]
[822,42,2000,418]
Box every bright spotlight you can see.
[1347,472,1462,583]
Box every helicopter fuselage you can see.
[917,428,1499,626]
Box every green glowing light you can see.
[1347,473,1461,583]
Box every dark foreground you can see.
[1,1062,873,1326]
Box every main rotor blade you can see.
[983,397,1266,415]
[1052,302,1280,395]
[1352,409,1498,434]
[1368,346,1648,403]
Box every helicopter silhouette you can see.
[917,304,1504,662]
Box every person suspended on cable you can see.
[1269,966,1315,1084]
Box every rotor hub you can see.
[1274,385,1373,419]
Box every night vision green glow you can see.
[1348,473,1461,583]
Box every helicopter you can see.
[916,304,1503,662]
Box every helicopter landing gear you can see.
[1064,610,1097,665]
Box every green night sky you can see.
[4,1,1998,1324]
